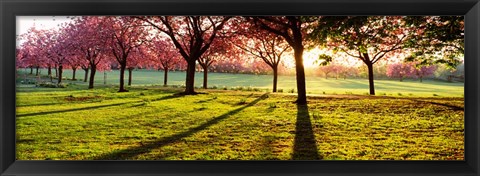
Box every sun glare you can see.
[281,48,325,69]
[303,48,322,68]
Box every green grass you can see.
[17,68,464,97]
[16,83,464,160]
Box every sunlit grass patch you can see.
[16,85,464,160]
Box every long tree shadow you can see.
[16,94,182,118]
[93,93,269,160]
[411,99,464,111]
[292,104,321,160]
[16,102,66,107]
[149,94,185,102]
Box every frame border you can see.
[1,0,479,176]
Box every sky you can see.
[16,16,73,35]
[16,16,74,46]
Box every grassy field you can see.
[17,68,464,97]
[16,76,464,160]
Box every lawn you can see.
[17,68,464,97]
[16,81,464,160]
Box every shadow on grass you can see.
[258,135,280,160]
[195,97,217,103]
[292,104,321,160]
[16,94,182,118]
[16,139,35,144]
[149,94,185,102]
[93,93,269,160]
[16,102,66,107]
[411,99,464,111]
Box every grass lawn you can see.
[17,68,464,97]
[16,81,464,160]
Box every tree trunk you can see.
[272,66,278,92]
[184,60,196,94]
[88,65,96,89]
[163,67,168,86]
[57,65,63,84]
[35,67,39,76]
[30,67,33,74]
[118,63,127,92]
[48,66,53,82]
[420,76,423,82]
[202,65,208,89]
[294,46,307,104]
[128,68,133,86]
[54,66,58,78]
[367,63,375,95]
[72,68,77,80]
[83,68,89,82]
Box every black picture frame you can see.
[1,0,479,176]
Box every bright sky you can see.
[16,16,74,46]
[16,16,73,35]
[282,48,364,69]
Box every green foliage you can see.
[315,54,334,66]
[403,16,464,69]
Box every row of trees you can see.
[386,62,436,82]
[316,61,437,82]
[17,16,464,105]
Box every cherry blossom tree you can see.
[250,59,273,75]
[310,16,419,95]
[139,16,232,94]
[386,62,415,81]
[125,47,148,86]
[19,27,52,77]
[338,66,359,79]
[211,59,247,74]
[66,54,87,80]
[105,16,149,92]
[198,37,236,89]
[46,26,76,84]
[67,16,111,88]
[319,64,341,79]
[144,36,185,86]
[16,47,27,70]
[248,16,316,104]
[411,63,437,82]
[233,27,290,92]
[21,27,67,83]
